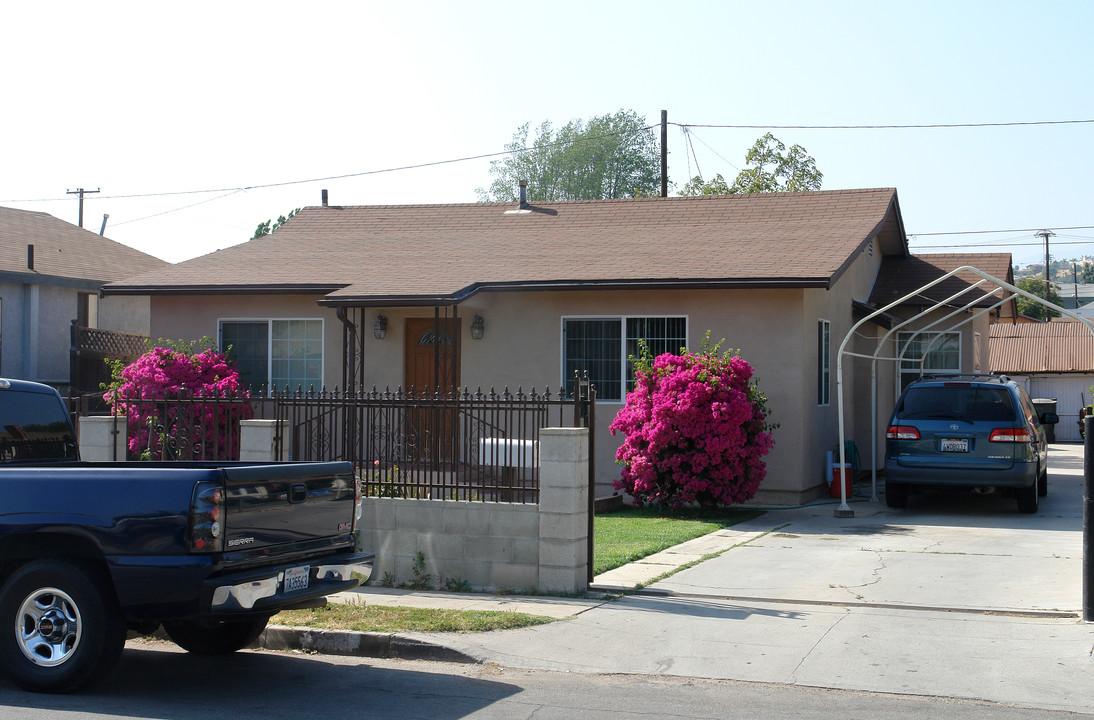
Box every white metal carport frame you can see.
[834,266,1094,517]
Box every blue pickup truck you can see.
[0,379,372,692]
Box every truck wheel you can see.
[162,617,269,655]
[1017,482,1039,514]
[0,560,126,693]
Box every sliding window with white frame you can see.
[219,318,324,392]
[562,316,687,401]
[897,330,961,393]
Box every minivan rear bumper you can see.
[884,460,1037,488]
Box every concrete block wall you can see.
[358,428,589,594]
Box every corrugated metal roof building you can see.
[990,319,1094,441]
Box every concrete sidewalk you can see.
[262,444,1094,713]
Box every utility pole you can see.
[660,110,668,198]
[1038,229,1056,310]
[66,187,100,228]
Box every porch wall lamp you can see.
[470,314,485,340]
[373,313,387,340]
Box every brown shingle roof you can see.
[868,253,1015,310]
[989,319,1094,373]
[105,188,904,303]
[0,206,167,282]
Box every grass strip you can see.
[593,505,763,576]
[273,603,557,633]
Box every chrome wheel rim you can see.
[15,587,82,667]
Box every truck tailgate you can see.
[221,461,357,557]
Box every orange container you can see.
[830,464,852,498]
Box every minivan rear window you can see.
[897,386,1015,422]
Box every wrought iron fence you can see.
[71,374,596,505]
[276,379,595,503]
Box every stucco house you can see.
[102,188,1010,503]
[0,206,167,390]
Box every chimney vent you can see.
[518,180,528,209]
[27,244,34,271]
[321,189,329,207]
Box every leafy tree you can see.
[679,173,732,196]
[1015,277,1062,321]
[681,133,823,196]
[251,208,300,240]
[476,110,660,202]
[610,334,777,508]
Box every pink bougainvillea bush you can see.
[610,336,777,508]
[103,340,252,460]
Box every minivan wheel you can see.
[1017,482,1039,514]
[885,481,908,508]
[1037,467,1048,497]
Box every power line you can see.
[1,123,663,206]
[910,225,1094,237]
[913,238,1094,250]
[675,119,1094,130]
[6,117,1089,206]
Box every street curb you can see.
[258,625,481,664]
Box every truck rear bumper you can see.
[204,551,374,615]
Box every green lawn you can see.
[592,505,763,576]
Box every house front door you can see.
[403,317,461,466]
[404,317,461,391]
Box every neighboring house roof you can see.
[989,319,1094,373]
[0,206,167,285]
[104,188,907,305]
[868,252,1016,313]
[1058,283,1094,310]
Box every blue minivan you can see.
[884,374,1058,513]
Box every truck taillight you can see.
[886,425,920,440]
[189,481,225,553]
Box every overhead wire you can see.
[2,116,1090,229]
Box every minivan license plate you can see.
[284,565,310,593]
[940,438,968,452]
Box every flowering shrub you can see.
[610,335,776,508]
[104,339,252,460]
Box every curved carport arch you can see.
[834,266,1094,517]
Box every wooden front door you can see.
[404,317,461,465]
[404,317,461,391]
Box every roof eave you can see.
[318,277,831,307]
[102,283,346,297]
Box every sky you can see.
[1,1,1091,270]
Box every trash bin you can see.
[1032,398,1058,442]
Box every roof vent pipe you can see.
[518,180,528,209]
[27,244,33,271]
[321,189,328,207]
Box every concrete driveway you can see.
[649,442,1086,614]
[430,443,1094,712]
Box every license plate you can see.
[940,438,969,452]
[284,565,310,593]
